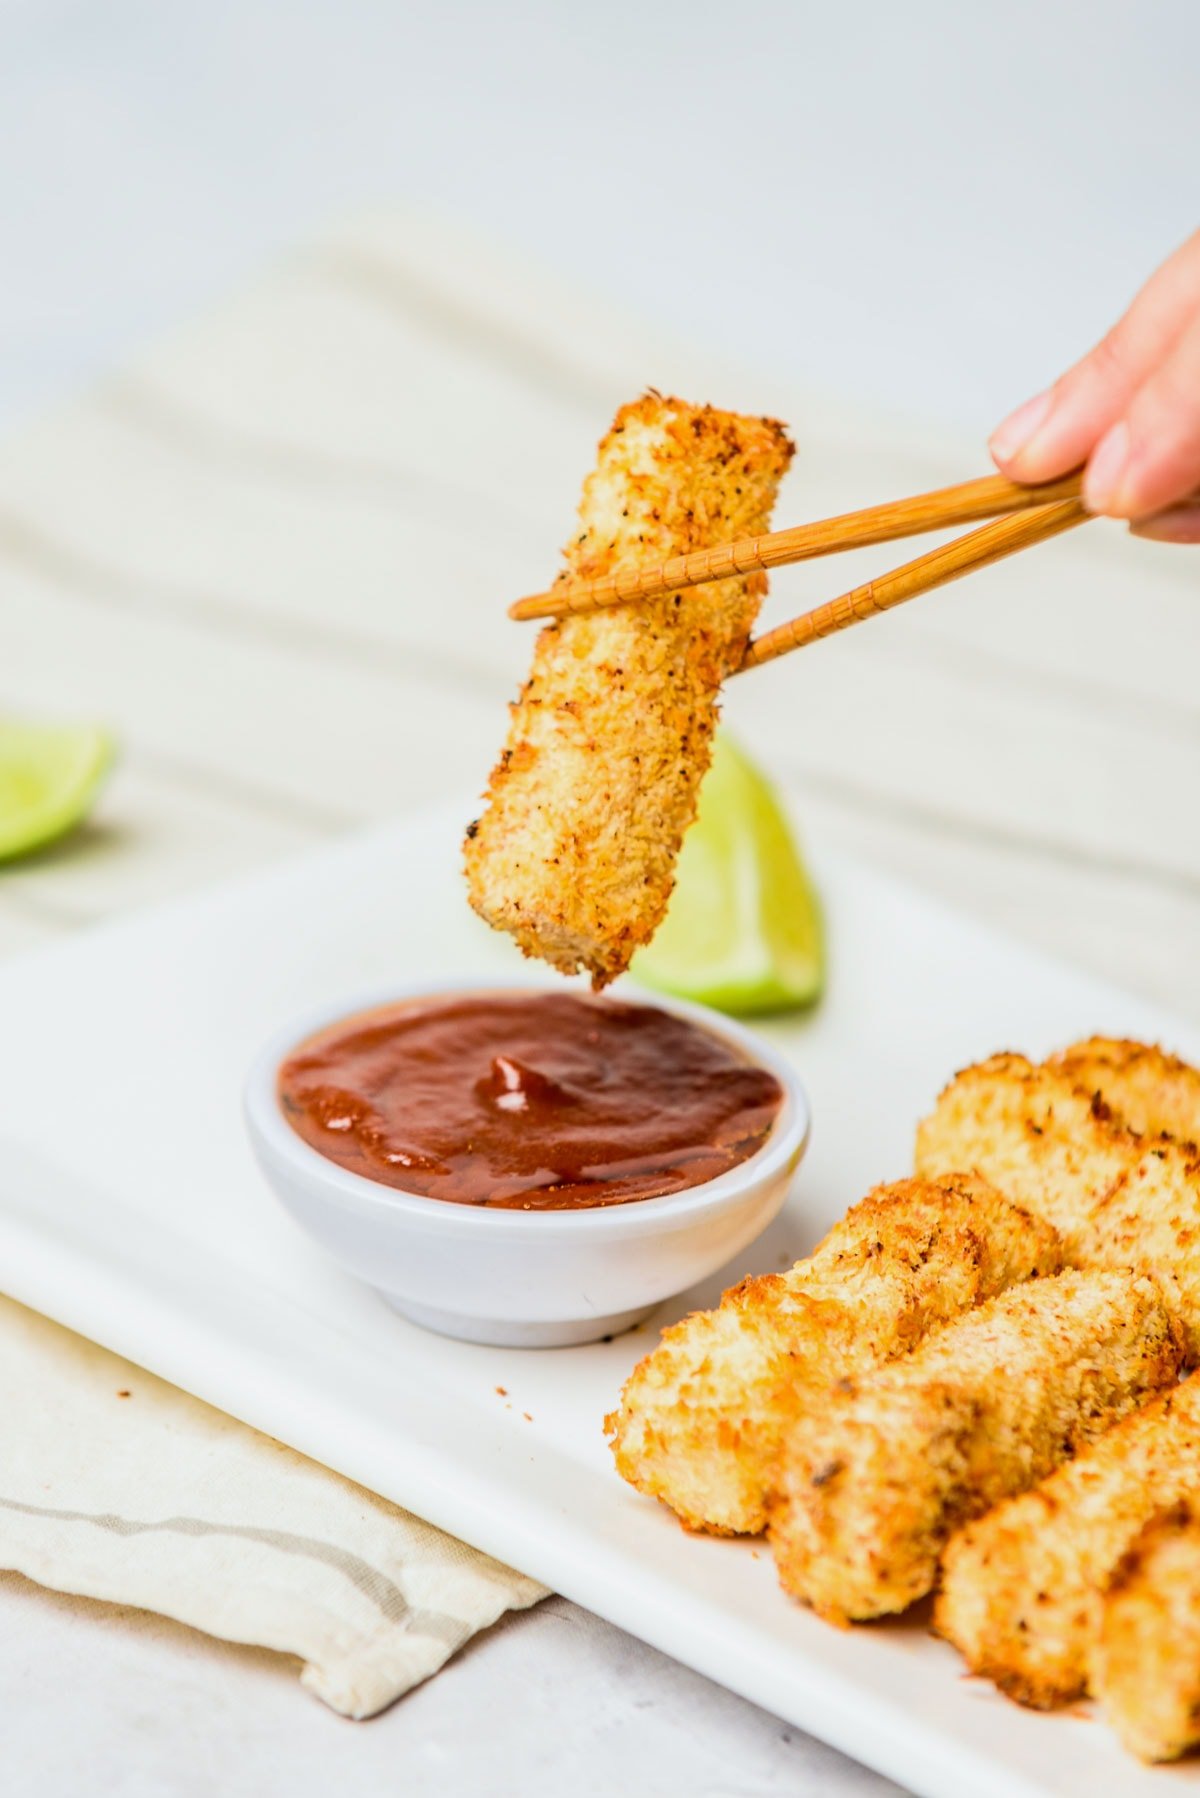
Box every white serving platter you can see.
[1,804,1197,1798]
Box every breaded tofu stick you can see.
[914,1052,1132,1240]
[1049,1036,1200,1145]
[464,395,794,986]
[770,1271,1182,1625]
[606,1176,1060,1536]
[1094,1500,1200,1762]
[915,1052,1200,1358]
[936,1373,1200,1709]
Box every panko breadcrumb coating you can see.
[1094,1500,1200,1763]
[915,1050,1200,1358]
[464,394,793,986]
[770,1270,1182,1625]
[936,1373,1200,1710]
[605,1176,1060,1535]
[1048,1036,1200,1145]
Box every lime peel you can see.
[0,721,116,863]
[631,731,824,1016]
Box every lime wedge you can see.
[0,721,115,863]
[632,732,824,1015]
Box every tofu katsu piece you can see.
[915,1051,1200,1358]
[1049,1036,1200,1145]
[1094,1500,1200,1763]
[936,1374,1200,1709]
[464,395,794,987]
[914,1052,1133,1241]
[606,1177,1060,1536]
[770,1271,1182,1625]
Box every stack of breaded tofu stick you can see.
[608,1037,1200,1764]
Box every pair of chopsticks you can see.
[508,470,1090,671]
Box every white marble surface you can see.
[3,1578,902,1798]
[0,8,1196,1796]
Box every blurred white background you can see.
[1,0,1196,438]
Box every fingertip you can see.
[988,390,1054,472]
[1082,422,1133,516]
[1106,312,1200,519]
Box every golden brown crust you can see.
[935,1374,1200,1710]
[915,1049,1200,1359]
[463,394,794,986]
[770,1271,1183,1625]
[604,1176,1061,1535]
[1093,1500,1200,1762]
[1048,1036,1200,1147]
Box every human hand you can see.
[989,230,1200,543]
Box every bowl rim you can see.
[243,977,811,1240]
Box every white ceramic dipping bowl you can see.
[244,982,810,1349]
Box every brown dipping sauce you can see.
[277,991,782,1210]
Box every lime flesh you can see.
[0,721,115,863]
[632,732,824,1016]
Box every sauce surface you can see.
[278,991,782,1209]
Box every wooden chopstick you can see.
[508,470,1084,623]
[736,498,1090,673]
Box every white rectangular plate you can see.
[1,806,1197,1798]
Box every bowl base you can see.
[385,1295,658,1348]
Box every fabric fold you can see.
[0,1298,546,1717]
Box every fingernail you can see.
[989,389,1054,465]
[1083,421,1131,513]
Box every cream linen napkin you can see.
[0,1298,546,1717]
